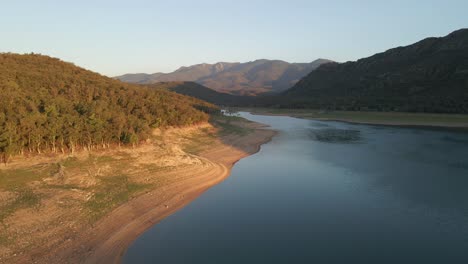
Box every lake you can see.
[124,112,468,264]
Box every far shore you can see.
[1,116,276,264]
[237,108,468,131]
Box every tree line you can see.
[0,53,218,164]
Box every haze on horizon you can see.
[1,0,467,77]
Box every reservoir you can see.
[124,112,468,263]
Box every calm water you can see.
[124,113,468,264]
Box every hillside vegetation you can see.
[147,81,257,106]
[285,29,468,113]
[144,29,468,114]
[0,53,217,163]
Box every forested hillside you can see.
[0,53,217,163]
[147,81,256,106]
[284,29,468,113]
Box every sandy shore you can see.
[5,119,275,264]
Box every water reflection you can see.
[309,128,361,143]
[124,112,468,264]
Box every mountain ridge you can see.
[284,28,468,113]
[116,59,333,96]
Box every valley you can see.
[1,3,468,262]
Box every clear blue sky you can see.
[1,0,467,76]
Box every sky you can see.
[1,0,467,76]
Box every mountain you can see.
[116,59,332,96]
[0,53,216,163]
[285,29,468,113]
[114,73,165,84]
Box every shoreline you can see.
[10,119,276,264]
[310,118,468,133]
[243,109,468,132]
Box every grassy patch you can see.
[0,164,57,191]
[0,232,8,245]
[200,127,217,137]
[183,135,215,155]
[0,188,40,222]
[60,156,81,168]
[61,155,116,168]
[213,113,248,123]
[182,128,218,155]
[95,155,116,163]
[0,229,13,246]
[85,175,150,222]
[215,121,252,136]
[61,154,136,178]
[210,115,253,136]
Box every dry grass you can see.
[85,175,150,222]
[0,123,223,261]
[0,117,270,263]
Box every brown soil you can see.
[0,118,275,264]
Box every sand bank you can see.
[4,118,275,264]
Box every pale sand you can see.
[10,121,275,264]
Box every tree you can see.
[0,53,218,163]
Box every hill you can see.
[116,59,332,96]
[147,81,257,106]
[0,53,217,163]
[285,29,468,113]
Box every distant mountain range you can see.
[283,28,468,113]
[153,29,468,114]
[116,59,333,96]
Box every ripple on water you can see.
[309,128,362,143]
